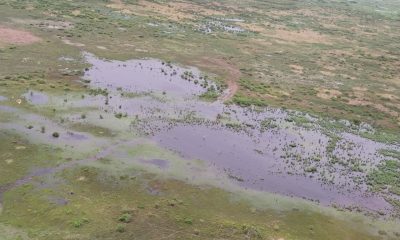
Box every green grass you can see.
[0,131,63,185]
[0,165,393,240]
[199,87,219,101]
[367,159,400,194]
[379,149,400,160]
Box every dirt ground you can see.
[196,57,240,101]
[0,26,40,46]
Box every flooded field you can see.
[1,53,398,220]
[1,0,400,239]
[80,53,399,215]
[0,51,399,239]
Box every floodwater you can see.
[141,159,169,169]
[0,52,397,216]
[83,52,217,98]
[152,123,391,212]
[79,53,396,214]
[22,91,49,105]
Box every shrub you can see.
[72,218,89,228]
[118,213,132,223]
[116,224,126,233]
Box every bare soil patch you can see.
[320,70,335,76]
[348,87,399,117]
[377,93,399,101]
[0,26,40,46]
[323,65,336,71]
[194,57,240,101]
[290,64,304,74]
[107,0,225,21]
[62,38,85,47]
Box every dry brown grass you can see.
[345,87,399,117]
[272,29,332,44]
[236,22,268,33]
[107,0,225,21]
